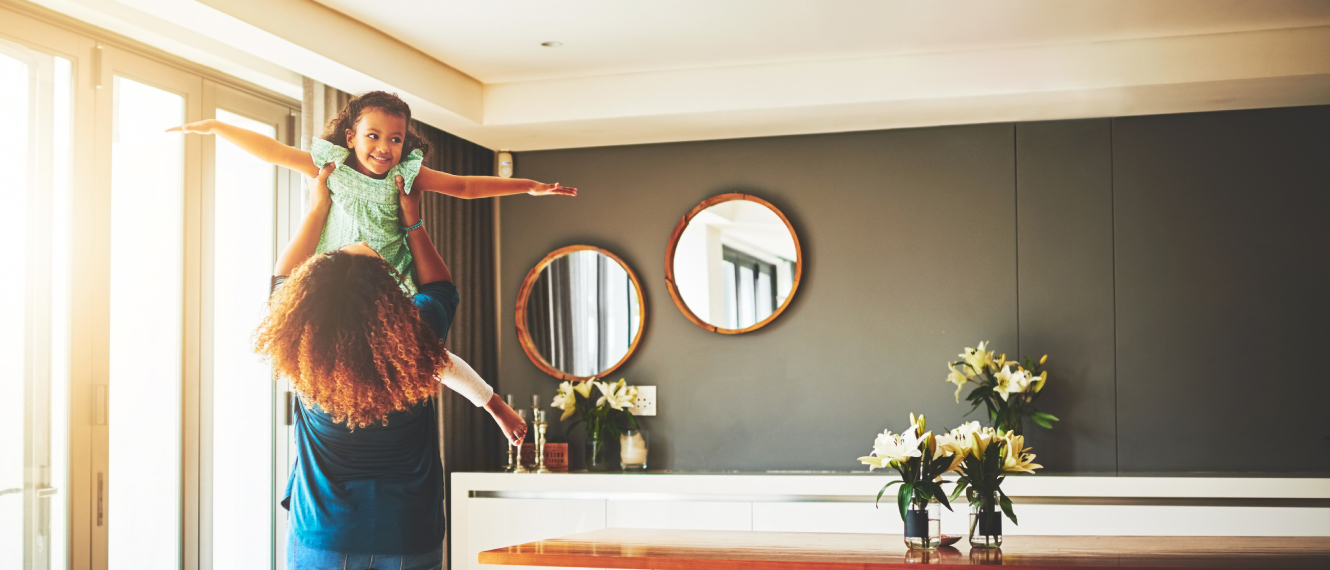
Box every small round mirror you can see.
[516,246,646,381]
[665,194,802,334]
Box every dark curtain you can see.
[410,120,500,566]
[531,256,575,372]
[526,268,552,364]
[551,258,575,371]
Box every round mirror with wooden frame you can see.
[516,245,647,382]
[665,193,803,334]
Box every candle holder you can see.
[503,395,519,473]
[533,410,553,474]
[620,428,648,472]
[512,408,531,473]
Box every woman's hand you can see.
[311,163,334,209]
[528,182,578,197]
[165,119,217,135]
[396,175,422,226]
[484,395,528,446]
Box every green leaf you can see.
[998,488,1018,525]
[1030,414,1052,429]
[950,478,970,501]
[897,482,914,523]
[925,481,953,511]
[1030,412,1060,422]
[875,480,902,509]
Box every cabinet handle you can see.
[97,472,104,526]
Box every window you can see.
[722,246,778,329]
[1,6,300,567]
[0,39,72,570]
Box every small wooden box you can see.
[520,443,568,472]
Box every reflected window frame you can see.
[665,193,803,335]
[515,245,648,382]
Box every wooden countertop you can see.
[478,529,1330,569]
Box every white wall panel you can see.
[607,501,751,531]
[1000,505,1330,537]
[468,498,606,570]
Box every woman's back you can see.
[285,397,445,555]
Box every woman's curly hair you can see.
[321,90,431,157]
[254,250,447,428]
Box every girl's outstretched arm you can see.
[168,119,320,178]
[273,164,335,275]
[414,166,577,199]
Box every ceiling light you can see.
[541,41,563,48]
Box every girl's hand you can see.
[484,396,528,446]
[165,119,217,135]
[396,175,423,226]
[528,182,578,197]
[310,163,334,208]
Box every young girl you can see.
[170,90,575,293]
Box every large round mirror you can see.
[665,193,802,334]
[516,246,646,381]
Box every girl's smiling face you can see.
[345,108,406,178]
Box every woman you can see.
[255,164,527,569]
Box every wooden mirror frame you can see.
[515,245,648,382]
[664,193,803,334]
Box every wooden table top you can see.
[478,529,1330,569]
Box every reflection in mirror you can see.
[520,248,644,380]
[668,195,800,333]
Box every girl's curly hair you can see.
[254,250,447,428]
[321,91,431,157]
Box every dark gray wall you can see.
[497,106,1330,474]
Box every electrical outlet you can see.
[629,385,656,416]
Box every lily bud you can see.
[1040,354,1048,365]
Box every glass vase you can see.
[968,489,1003,549]
[903,499,941,550]
[585,432,611,472]
[619,429,648,472]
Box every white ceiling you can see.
[312,0,1330,83]
[33,0,1330,150]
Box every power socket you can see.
[629,385,656,416]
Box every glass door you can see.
[203,84,297,570]
[0,37,73,570]
[99,47,202,570]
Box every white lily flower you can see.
[1033,370,1048,393]
[993,365,1019,401]
[573,379,595,398]
[950,421,982,441]
[1011,368,1032,392]
[870,429,923,464]
[945,365,970,403]
[960,341,992,376]
[1001,432,1043,474]
[551,381,578,421]
[596,378,638,411]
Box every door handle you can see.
[37,487,58,498]
[0,488,20,497]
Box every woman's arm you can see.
[413,166,577,199]
[273,164,334,275]
[169,119,320,178]
[438,351,527,446]
[395,175,452,284]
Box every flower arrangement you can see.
[857,414,961,522]
[945,421,1042,547]
[551,378,640,470]
[945,341,1058,435]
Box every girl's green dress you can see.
[311,138,423,294]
